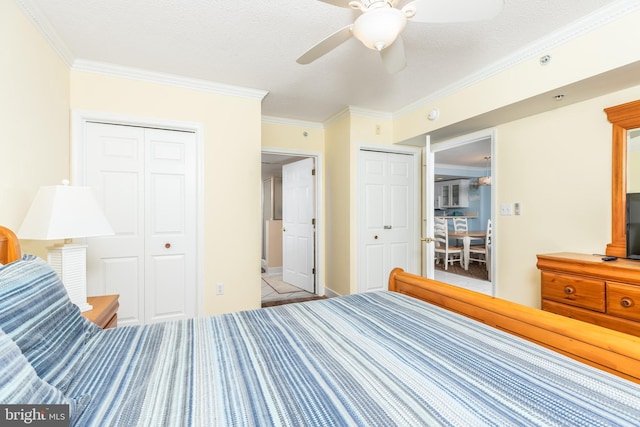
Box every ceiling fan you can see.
[297,0,504,74]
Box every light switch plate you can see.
[500,203,513,215]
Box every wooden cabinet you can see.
[435,179,469,208]
[82,295,119,329]
[537,253,640,336]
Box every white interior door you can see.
[423,135,435,279]
[145,128,197,324]
[282,158,315,293]
[85,122,197,325]
[358,149,416,293]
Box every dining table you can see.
[447,230,486,270]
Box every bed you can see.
[2,226,640,426]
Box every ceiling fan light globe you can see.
[352,7,407,51]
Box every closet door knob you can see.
[165,243,171,249]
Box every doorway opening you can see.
[261,149,323,305]
[428,130,495,296]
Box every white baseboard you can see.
[323,287,341,298]
[265,266,282,275]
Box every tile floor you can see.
[261,274,315,304]
[434,269,493,295]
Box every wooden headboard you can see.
[389,267,640,384]
[0,226,22,265]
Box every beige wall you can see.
[324,114,351,295]
[70,71,264,315]
[495,86,640,306]
[262,121,324,152]
[0,0,70,258]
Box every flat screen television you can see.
[627,193,640,260]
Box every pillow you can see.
[0,255,100,391]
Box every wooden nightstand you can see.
[82,295,119,329]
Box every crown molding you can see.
[322,107,350,128]
[73,60,268,100]
[348,106,394,120]
[261,116,324,130]
[322,105,393,128]
[16,0,74,65]
[393,0,640,119]
[16,0,268,101]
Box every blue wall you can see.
[435,166,491,231]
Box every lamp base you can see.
[47,244,93,312]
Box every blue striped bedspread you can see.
[67,291,640,426]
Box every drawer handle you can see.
[620,298,634,308]
[564,286,575,295]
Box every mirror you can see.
[629,128,640,193]
[605,100,640,257]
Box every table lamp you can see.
[17,180,114,312]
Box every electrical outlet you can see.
[500,203,513,215]
[216,282,224,295]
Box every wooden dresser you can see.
[537,253,640,337]
[82,295,119,329]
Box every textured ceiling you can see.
[19,0,630,123]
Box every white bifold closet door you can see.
[85,122,197,326]
[358,150,416,293]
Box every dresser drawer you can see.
[607,281,640,321]
[541,272,605,312]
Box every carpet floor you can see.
[434,260,489,281]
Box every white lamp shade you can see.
[18,184,114,240]
[352,8,407,51]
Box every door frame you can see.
[70,110,205,317]
[261,147,324,297]
[426,128,496,295]
[356,144,422,293]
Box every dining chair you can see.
[468,219,492,279]
[434,217,463,270]
[452,217,468,247]
[452,217,468,233]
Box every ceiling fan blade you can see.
[380,36,406,74]
[407,0,504,23]
[317,0,353,8]
[297,25,354,65]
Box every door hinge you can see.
[312,268,315,275]
[312,218,316,226]
[312,168,316,176]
